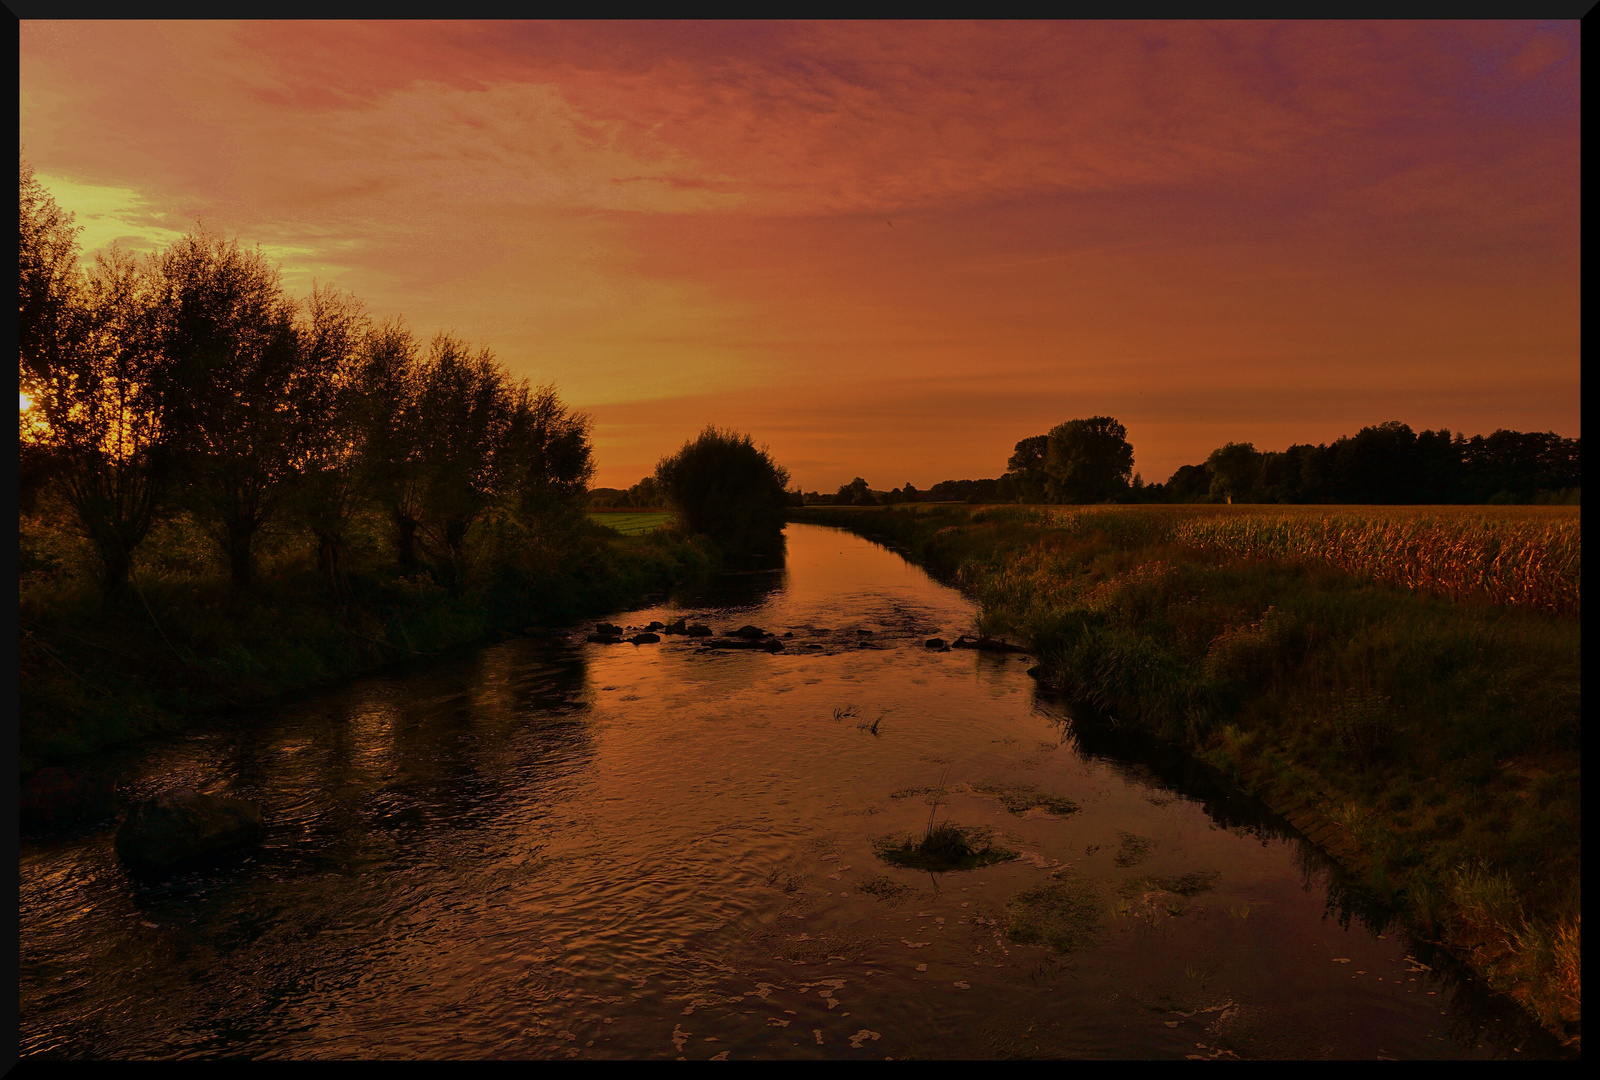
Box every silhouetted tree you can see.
[1164,463,1212,503]
[655,426,789,557]
[1207,442,1263,503]
[288,284,369,600]
[355,319,429,572]
[502,382,594,522]
[1045,416,1134,503]
[835,476,875,505]
[1006,434,1050,502]
[151,229,307,588]
[20,166,173,603]
[408,333,514,588]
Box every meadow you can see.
[588,509,675,536]
[790,502,1581,1047]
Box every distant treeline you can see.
[801,417,1580,506]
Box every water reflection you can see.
[18,524,1566,1060]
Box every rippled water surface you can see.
[20,524,1555,1059]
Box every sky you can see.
[19,21,1580,491]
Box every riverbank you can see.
[20,514,714,774]
[789,504,1580,1048]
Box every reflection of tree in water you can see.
[667,534,788,610]
[213,638,599,872]
[1035,686,1574,1061]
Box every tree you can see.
[1164,463,1212,503]
[835,476,875,505]
[1005,434,1049,502]
[1206,442,1263,503]
[407,333,514,588]
[151,229,307,588]
[501,382,594,521]
[20,163,173,604]
[1044,416,1134,503]
[655,426,790,557]
[288,284,369,600]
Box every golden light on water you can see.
[21,392,33,411]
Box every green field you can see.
[588,510,674,536]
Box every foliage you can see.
[654,425,790,556]
[1044,416,1135,503]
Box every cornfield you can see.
[1043,505,1580,616]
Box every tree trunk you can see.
[393,512,419,573]
[224,520,256,589]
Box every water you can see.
[18,523,1558,1059]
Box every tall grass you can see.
[1028,505,1579,616]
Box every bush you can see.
[655,426,789,558]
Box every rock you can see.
[645,621,665,632]
[586,633,624,644]
[596,622,623,636]
[951,635,977,649]
[115,787,262,873]
[856,629,874,635]
[663,619,687,635]
[630,632,661,644]
[925,638,946,649]
[782,631,794,638]
[978,636,1029,654]
[763,638,785,653]
[730,625,768,639]
[686,624,713,637]
[21,767,116,828]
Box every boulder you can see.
[763,638,786,653]
[596,622,623,636]
[663,619,688,635]
[951,635,977,649]
[730,625,768,639]
[115,787,262,873]
[686,624,713,637]
[856,629,874,635]
[782,631,794,638]
[925,638,946,649]
[630,632,661,644]
[645,621,665,632]
[21,767,117,828]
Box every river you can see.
[18,522,1557,1059]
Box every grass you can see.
[793,502,1581,1047]
[587,509,675,536]
[20,504,715,772]
[873,768,1018,872]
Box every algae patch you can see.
[1113,831,1156,867]
[969,780,1078,817]
[856,875,914,903]
[1005,874,1105,954]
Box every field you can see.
[811,503,1581,617]
[588,509,674,536]
[790,502,1581,1046]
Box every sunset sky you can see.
[19,21,1580,491]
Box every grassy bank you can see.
[21,507,714,773]
[790,503,1580,1047]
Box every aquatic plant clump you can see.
[968,780,1078,817]
[872,823,1018,873]
[1006,875,1106,954]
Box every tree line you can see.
[802,414,1579,506]
[20,160,595,606]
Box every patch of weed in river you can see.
[969,780,1079,817]
[1005,874,1105,954]
[1113,831,1156,867]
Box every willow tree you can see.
[20,163,172,604]
[150,230,307,588]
